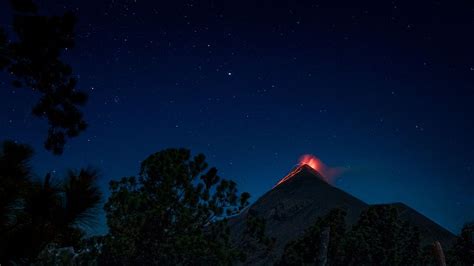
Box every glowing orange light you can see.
[299,154,323,173]
[273,154,344,188]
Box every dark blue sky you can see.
[1,0,473,234]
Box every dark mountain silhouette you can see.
[229,164,456,265]
[375,202,456,247]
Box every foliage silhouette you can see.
[447,222,474,265]
[278,206,423,266]
[100,148,251,265]
[0,141,102,264]
[0,140,34,231]
[0,0,87,155]
[342,205,421,265]
[277,208,347,265]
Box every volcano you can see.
[229,164,456,265]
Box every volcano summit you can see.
[229,163,456,265]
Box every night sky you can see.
[1,0,473,234]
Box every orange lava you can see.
[274,154,344,188]
[273,165,304,187]
[299,154,324,173]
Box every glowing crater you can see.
[274,154,343,187]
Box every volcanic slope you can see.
[229,164,456,265]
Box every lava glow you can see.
[274,154,344,187]
[299,154,324,174]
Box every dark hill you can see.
[229,164,456,265]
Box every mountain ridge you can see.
[229,164,456,265]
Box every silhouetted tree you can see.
[0,141,102,264]
[399,220,422,265]
[343,205,421,265]
[100,148,251,265]
[447,222,474,265]
[277,209,347,265]
[230,208,276,263]
[0,140,34,231]
[279,206,423,266]
[0,0,87,155]
[421,243,438,265]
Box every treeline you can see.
[0,142,260,265]
[1,141,473,265]
[278,207,474,265]
[1,0,473,265]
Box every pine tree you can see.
[100,148,251,265]
[0,141,102,264]
[0,0,87,155]
[277,209,347,265]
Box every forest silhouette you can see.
[0,0,473,265]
